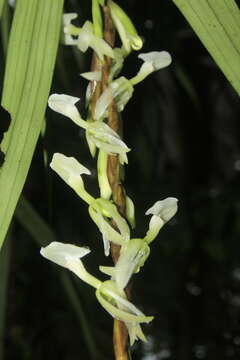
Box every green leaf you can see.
[0,0,5,19]
[0,229,11,359]
[0,0,64,249]
[171,0,240,95]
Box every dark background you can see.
[2,0,240,359]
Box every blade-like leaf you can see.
[0,0,5,18]
[0,228,11,359]
[0,0,64,249]
[171,0,240,95]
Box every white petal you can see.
[145,197,178,223]
[50,153,91,186]
[80,71,102,81]
[40,241,90,268]
[138,51,172,70]
[48,94,80,120]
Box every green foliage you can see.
[0,0,64,249]
[171,0,240,95]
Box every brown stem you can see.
[102,4,130,360]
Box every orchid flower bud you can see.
[130,51,172,85]
[108,0,143,54]
[50,153,94,205]
[144,197,178,244]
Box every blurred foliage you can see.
[1,0,240,359]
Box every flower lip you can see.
[138,51,172,71]
[48,94,80,120]
[40,241,90,268]
[145,197,178,223]
[50,153,91,185]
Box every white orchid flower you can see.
[89,198,130,255]
[86,121,130,164]
[94,76,134,120]
[108,0,142,54]
[40,242,101,288]
[63,13,79,45]
[77,21,114,61]
[100,238,150,290]
[48,94,130,163]
[48,94,87,129]
[50,153,94,205]
[144,197,178,244]
[130,51,172,86]
[41,243,153,346]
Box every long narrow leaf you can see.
[0,228,11,359]
[171,0,240,95]
[0,0,5,19]
[0,0,64,249]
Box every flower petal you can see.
[40,241,90,268]
[145,197,178,222]
[138,51,172,71]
